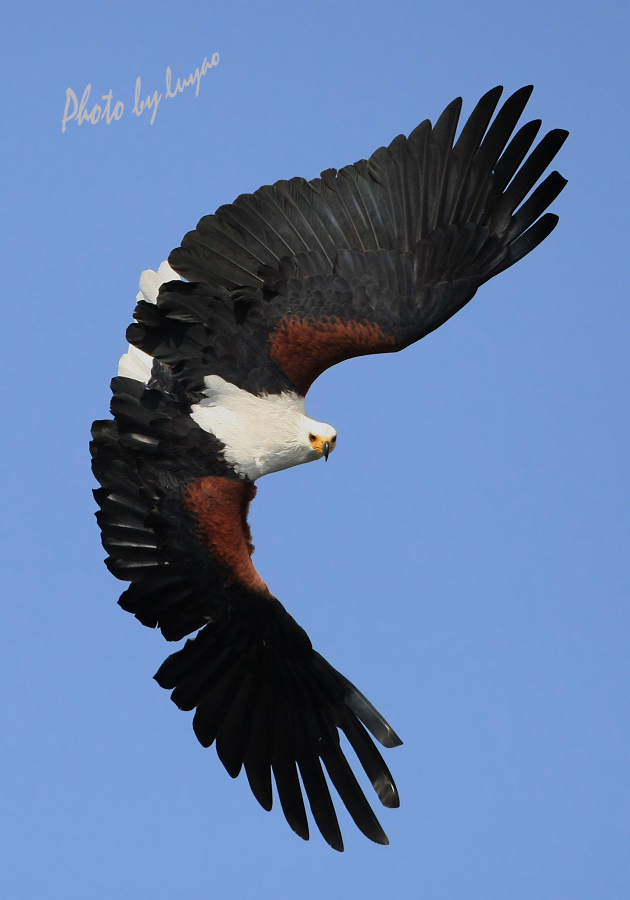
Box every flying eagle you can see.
[91,86,567,850]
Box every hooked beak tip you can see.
[323,441,330,461]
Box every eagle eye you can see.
[331,435,336,443]
[308,433,316,442]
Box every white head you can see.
[190,376,338,481]
[297,415,337,462]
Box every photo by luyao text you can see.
[62,53,220,132]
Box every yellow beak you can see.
[311,435,334,460]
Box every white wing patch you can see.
[137,260,180,306]
[117,344,155,381]
[118,261,181,383]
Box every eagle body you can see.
[91,86,567,850]
[190,377,336,481]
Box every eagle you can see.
[91,86,567,851]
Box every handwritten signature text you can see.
[62,53,220,132]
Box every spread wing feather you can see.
[125,86,566,398]
[91,370,401,851]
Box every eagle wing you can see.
[91,369,401,851]
[127,85,567,397]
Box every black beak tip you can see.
[323,441,330,461]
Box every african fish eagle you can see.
[91,85,567,850]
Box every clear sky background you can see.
[1,1,628,898]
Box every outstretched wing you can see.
[127,85,567,398]
[91,371,401,851]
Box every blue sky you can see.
[1,1,628,897]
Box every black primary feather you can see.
[121,87,566,399]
